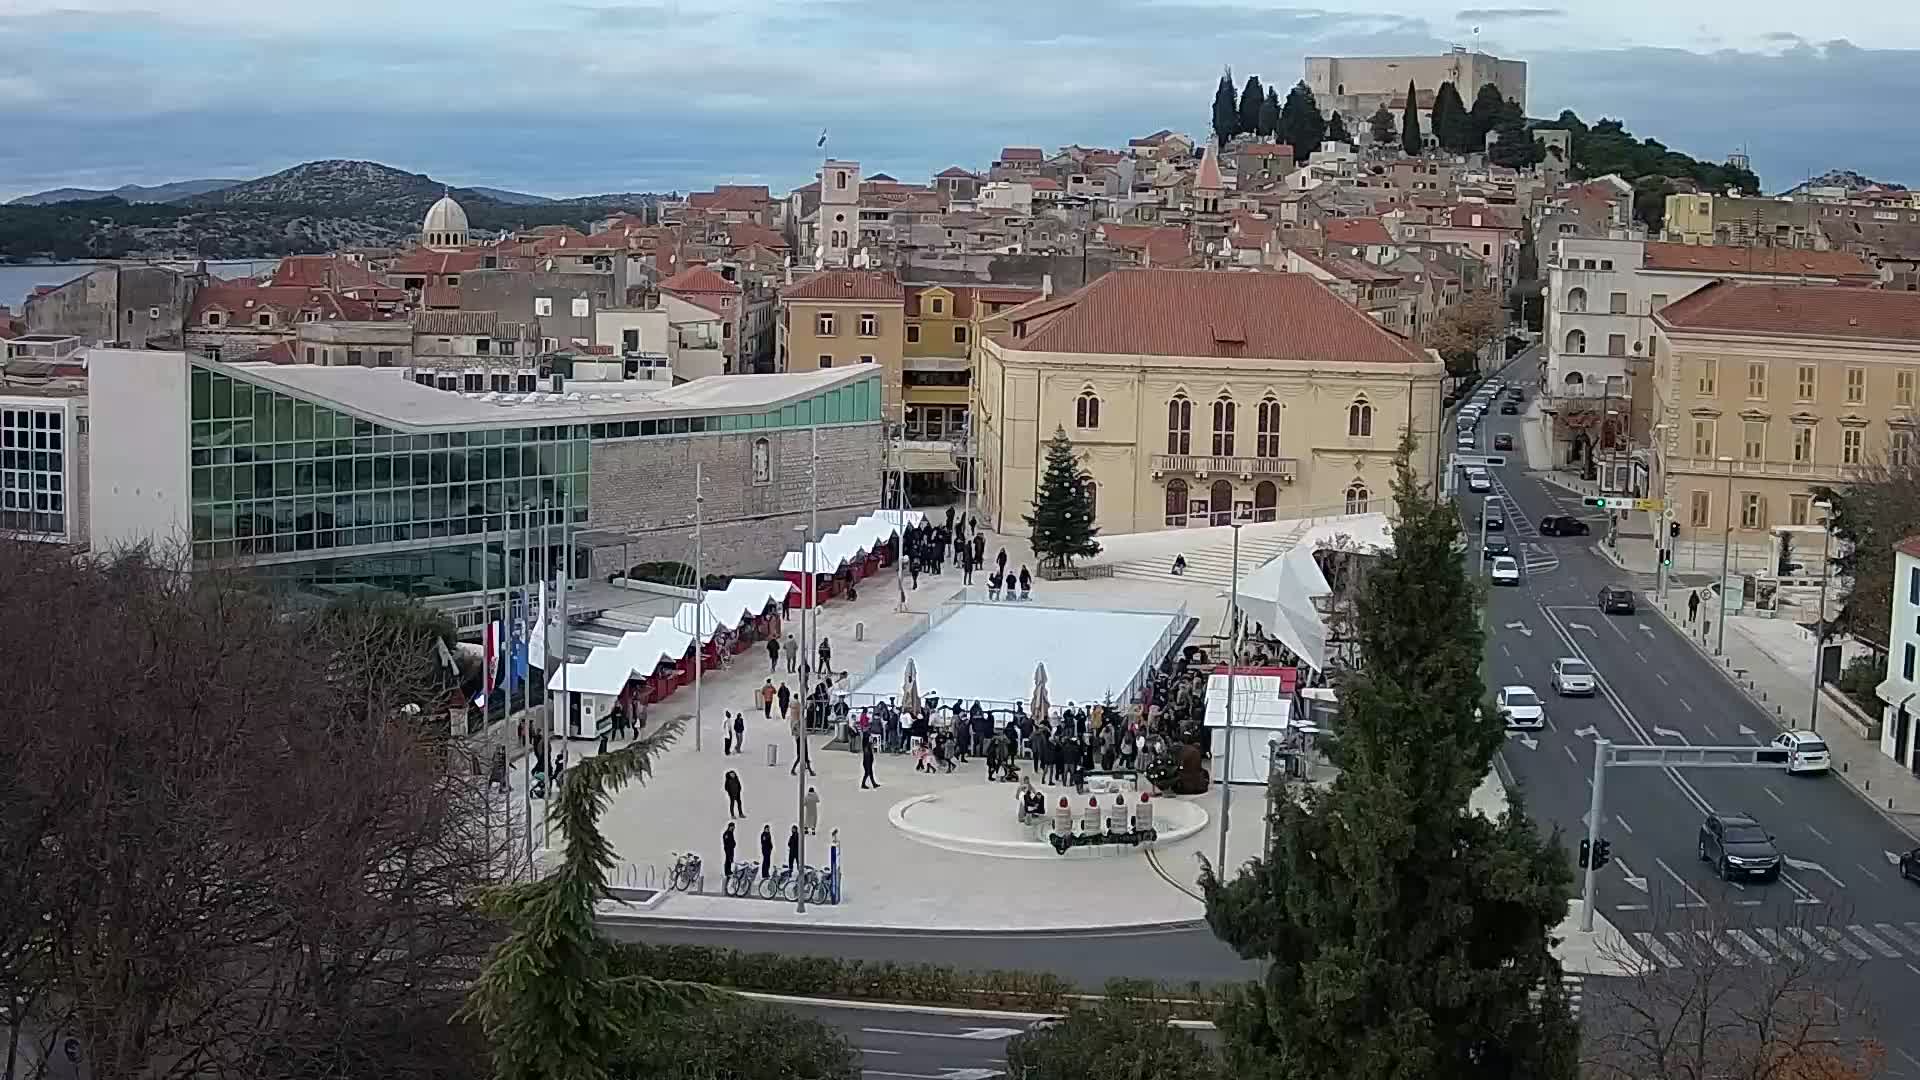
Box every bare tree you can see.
[1583,902,1884,1080]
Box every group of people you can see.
[717,784,826,885]
[838,695,1174,792]
[763,631,835,677]
[902,508,990,588]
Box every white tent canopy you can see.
[1203,673,1304,784]
[1232,512,1392,673]
[779,510,926,573]
[559,621,694,696]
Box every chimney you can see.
[1041,273,1053,299]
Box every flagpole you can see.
[540,498,553,853]
[692,463,705,753]
[521,509,533,876]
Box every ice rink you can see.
[851,602,1182,708]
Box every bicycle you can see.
[667,851,703,892]
[759,863,797,899]
[722,860,759,897]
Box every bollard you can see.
[767,742,778,767]
[1053,796,1072,841]
[854,621,865,642]
[1135,791,1155,833]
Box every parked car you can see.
[1538,515,1591,537]
[1902,848,1920,884]
[1771,730,1831,775]
[1500,401,1520,415]
[1477,506,1506,531]
[1550,657,1595,696]
[1489,556,1521,585]
[1482,534,1512,560]
[1493,433,1514,451]
[1697,812,1782,882]
[1497,685,1545,729]
[1598,585,1636,615]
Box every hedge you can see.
[603,941,1226,1020]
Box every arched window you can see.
[1256,396,1282,457]
[1345,481,1371,516]
[1347,396,1373,437]
[1254,480,1278,522]
[1211,394,1236,456]
[1566,287,1587,313]
[1209,480,1234,526]
[1566,328,1586,354]
[1563,371,1585,387]
[1164,479,1189,527]
[1166,395,1192,455]
[1075,390,1101,430]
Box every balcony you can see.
[1150,454,1298,482]
[1666,456,1874,484]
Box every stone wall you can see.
[585,422,883,578]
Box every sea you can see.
[0,259,278,313]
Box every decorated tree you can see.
[1200,441,1580,1080]
[1023,427,1102,569]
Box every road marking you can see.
[859,1048,904,1055]
[1848,925,1903,958]
[863,1028,1025,1042]
[1616,858,1647,890]
[1501,644,1511,657]
[1858,864,1883,883]
[1737,723,1758,740]
[1693,929,1747,965]
[1765,787,1784,804]
[1819,927,1873,961]
[1787,927,1839,961]
[1677,698,1694,712]
[1875,922,1920,955]
[1899,1048,1920,1074]
[1607,619,1632,643]
[1784,857,1846,890]
[1505,621,1533,638]
[1508,731,1538,750]
[1514,665,1526,679]
[1564,745,1578,764]
[1634,650,1648,663]
[1806,824,1832,845]
[1656,672,1669,685]
[1728,929,1773,963]
[1699,723,1716,740]
[1567,621,1596,636]
[1615,815,1634,835]
[1616,903,1650,911]
[1751,928,1804,962]
[863,1070,1001,1080]
[1653,726,1685,739]
[1639,623,1657,638]
[1633,931,1680,967]
[1655,857,1709,908]
[1573,725,1598,738]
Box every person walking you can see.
[724,770,744,819]
[790,707,816,777]
[910,558,920,589]
[1687,589,1701,623]
[861,731,879,788]
[1019,565,1032,600]
[973,532,985,566]
[802,786,821,835]
[961,551,974,585]
[784,630,799,672]
[722,821,737,879]
[732,710,746,756]
[759,824,773,879]
[996,547,1008,577]
[767,635,781,672]
[777,681,792,723]
[722,710,735,755]
[817,637,832,676]
[786,824,801,871]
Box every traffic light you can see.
[1660,548,1672,567]
[1669,520,1681,539]
[1577,838,1591,868]
[1582,497,1607,508]
[1593,839,1612,870]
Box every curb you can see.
[1643,592,1920,844]
[886,791,1211,862]
[594,907,1213,937]
[732,990,1220,1029]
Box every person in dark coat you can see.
[722,822,737,879]
[488,745,508,790]
[732,711,746,756]
[996,548,1008,576]
[973,532,986,565]
[861,731,879,788]
[777,682,792,720]
[724,770,744,818]
[1019,566,1032,599]
[759,824,773,879]
[767,635,781,671]
[787,825,801,870]
[817,637,832,675]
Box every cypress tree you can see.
[1023,428,1101,570]
[1212,69,1239,148]
[1326,111,1351,146]
[1239,75,1265,138]
[1259,86,1281,138]
[1488,98,1544,169]
[1432,81,1472,153]
[1368,103,1397,146]
[1279,80,1326,164]
[1400,80,1423,155]
[1200,443,1581,1080]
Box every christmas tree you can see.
[1024,427,1102,569]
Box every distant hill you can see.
[1777,169,1908,197]
[9,178,243,206]
[467,186,555,205]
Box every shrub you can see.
[1835,653,1884,714]
[609,999,858,1080]
[1006,997,1222,1080]
[624,560,730,591]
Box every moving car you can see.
[1457,434,1477,451]
[1465,469,1492,493]
[1697,812,1782,882]
[1902,848,1920,884]
[1597,585,1636,615]
[1538,515,1590,537]
[1500,400,1519,415]
[1478,506,1506,531]
[1482,534,1512,560]
[1550,657,1595,696]
[1489,556,1520,585]
[1493,433,1514,451]
[1771,730,1831,775]
[1507,387,1525,401]
[1497,685,1545,729]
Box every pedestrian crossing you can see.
[1623,922,1920,970]
[1486,474,1559,576]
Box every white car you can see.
[1489,556,1520,584]
[1772,730,1831,774]
[1457,435,1477,451]
[1497,685,1545,729]
[1550,657,1595,696]
[1465,469,1492,493]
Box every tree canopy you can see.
[1213,69,1240,148]
[1400,81,1423,156]
[1530,109,1762,231]
[1279,81,1327,164]
[1239,75,1267,140]
[1431,81,1474,153]
[1259,86,1281,139]
[1368,104,1398,146]
[1814,465,1920,645]
[1467,83,1506,148]
[1326,111,1351,146]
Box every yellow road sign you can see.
[1633,498,1664,512]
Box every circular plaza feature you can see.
[889,783,1209,860]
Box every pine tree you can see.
[1432,81,1472,153]
[1259,86,1281,138]
[1400,80,1423,156]
[1488,98,1544,170]
[1023,428,1101,569]
[1326,111,1351,146]
[1468,82,1506,148]
[1212,69,1239,148]
[1368,103,1397,146]
[1200,442,1580,1080]
[1278,80,1326,164]
[1239,75,1265,139]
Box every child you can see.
[913,736,931,773]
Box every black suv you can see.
[1538,515,1590,537]
[1698,812,1781,882]
[1477,507,1506,532]
[1903,848,1920,884]
[1598,585,1636,614]
[1483,534,1512,560]
[1500,400,1520,415]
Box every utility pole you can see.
[1216,522,1241,870]
[797,425,820,913]
[692,463,705,752]
[1808,500,1833,732]
[1579,738,1607,932]
[521,510,533,875]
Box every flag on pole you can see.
[530,580,549,670]
[474,621,500,707]
[816,128,828,149]
[509,592,529,690]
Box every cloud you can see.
[1455,7,1565,20]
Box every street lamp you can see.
[1808,499,1833,732]
[1217,521,1242,872]
[1604,408,1621,547]
[1716,455,1735,655]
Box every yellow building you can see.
[1661,192,1824,249]
[777,270,906,412]
[976,268,1447,536]
[1650,281,1920,566]
[902,283,1042,440]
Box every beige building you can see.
[1304,49,1527,123]
[976,269,1446,536]
[1662,192,1828,250]
[1650,281,1920,567]
[777,270,906,413]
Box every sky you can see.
[1,0,1915,202]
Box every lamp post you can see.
[1217,521,1242,871]
[1808,499,1833,731]
[796,425,820,913]
[1716,455,1735,655]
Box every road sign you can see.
[1580,496,1665,512]
[1453,454,1508,467]
[1633,498,1664,512]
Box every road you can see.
[1464,356,1920,1075]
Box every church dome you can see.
[421,194,469,249]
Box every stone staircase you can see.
[1111,521,1312,588]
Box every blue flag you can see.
[509,593,530,690]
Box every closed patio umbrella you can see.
[1029,661,1050,721]
[901,657,923,714]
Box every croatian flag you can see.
[816,128,829,150]
[474,621,500,707]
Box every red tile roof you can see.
[1000,269,1428,363]
[1195,151,1223,192]
[1656,280,1920,343]
[270,255,381,290]
[1325,217,1391,246]
[936,166,977,179]
[1641,242,1876,280]
[689,186,772,212]
[1030,178,1061,191]
[720,221,788,251]
[1096,224,1192,267]
[190,282,399,325]
[658,265,741,296]
[783,269,905,303]
[1291,248,1400,284]
[1239,142,1296,158]
[1084,151,1123,166]
[388,248,487,275]
[422,285,462,309]
[1895,534,1920,560]
[1443,204,1522,230]
[998,147,1044,161]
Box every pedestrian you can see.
[724,770,744,819]
[785,630,798,672]
[818,636,832,675]
[1687,589,1701,623]
[760,678,776,718]
[722,821,737,879]
[760,824,773,879]
[996,548,1007,576]
[488,745,508,790]
[910,559,920,589]
[955,712,971,763]
[803,786,821,835]
[733,711,744,752]
[1019,566,1032,600]
[767,635,781,672]
[790,706,817,776]
[987,571,1002,600]
[862,731,880,788]
[778,681,792,721]
[962,552,974,585]
[722,710,735,755]
[787,824,801,870]
[973,532,985,566]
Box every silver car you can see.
[1550,657,1595,696]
